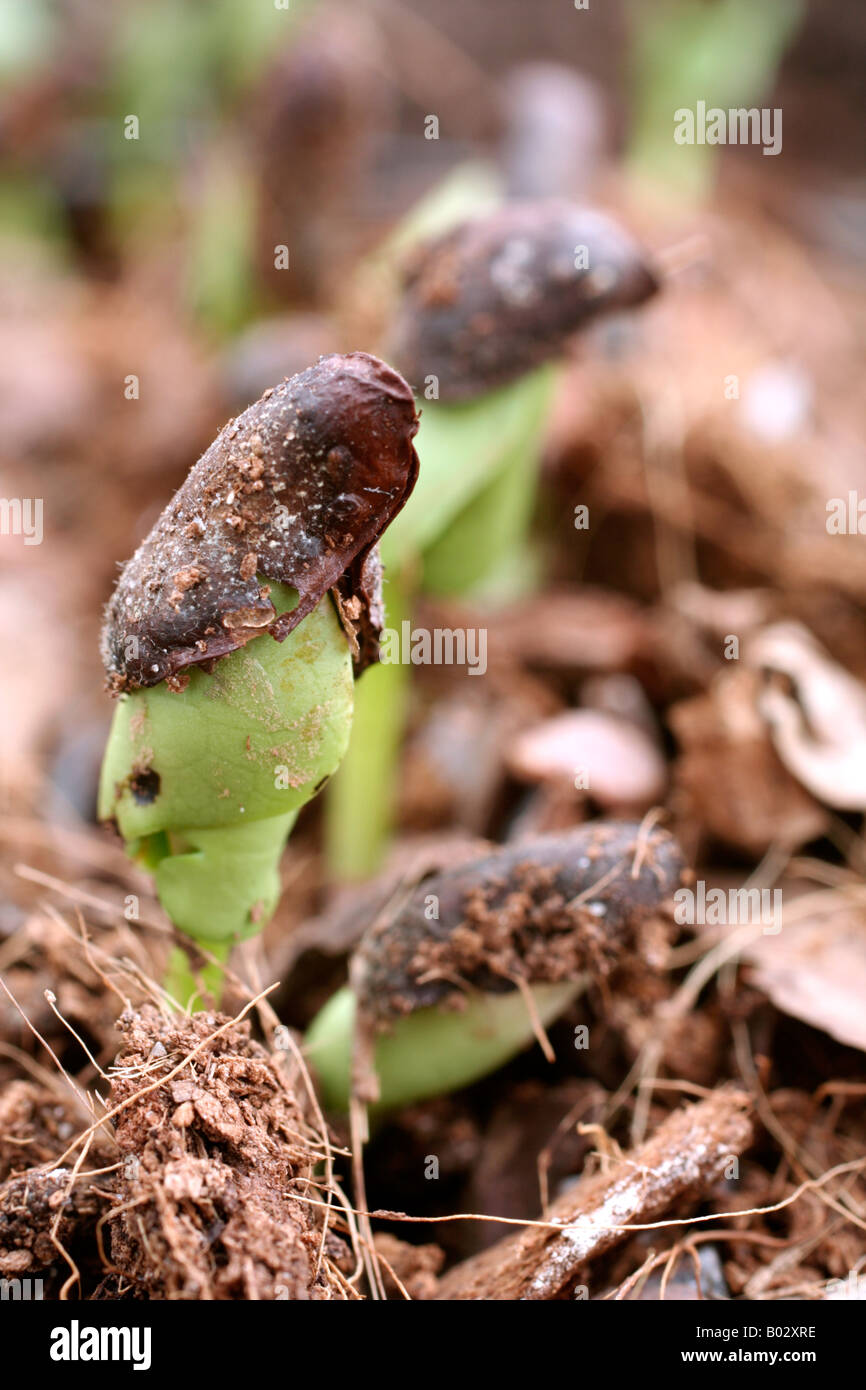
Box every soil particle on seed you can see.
[353,821,685,1026]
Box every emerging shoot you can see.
[99,352,419,1003]
[307,820,684,1114]
[327,202,659,878]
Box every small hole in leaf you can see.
[130,768,161,805]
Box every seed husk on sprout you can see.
[307,819,685,1114]
[327,200,659,880]
[99,352,419,1004]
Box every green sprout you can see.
[327,200,659,879]
[98,352,418,1005]
[99,583,351,1002]
[307,978,581,1116]
[307,821,684,1116]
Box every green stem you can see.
[305,980,583,1116]
[165,937,232,1011]
[324,367,557,881]
[420,378,554,600]
[100,582,353,1005]
[155,813,295,1005]
[153,813,297,945]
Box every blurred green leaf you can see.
[626,0,805,199]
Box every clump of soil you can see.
[0,1166,103,1283]
[0,1080,82,1182]
[0,1005,355,1300]
[106,1006,351,1299]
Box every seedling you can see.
[327,201,658,878]
[99,352,419,1004]
[307,820,684,1114]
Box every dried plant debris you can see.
[0,1081,83,1183]
[743,879,866,1054]
[747,621,866,810]
[627,1243,730,1302]
[102,353,419,691]
[374,1233,445,1301]
[507,709,667,811]
[352,820,685,1027]
[466,1078,607,1246]
[487,589,648,672]
[0,908,145,1071]
[389,201,658,401]
[105,1007,350,1300]
[670,667,827,854]
[437,1088,754,1300]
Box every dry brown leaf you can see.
[507,708,666,809]
[670,667,827,853]
[743,883,866,1054]
[747,622,866,810]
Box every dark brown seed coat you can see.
[388,201,658,401]
[101,353,419,691]
[353,820,685,1026]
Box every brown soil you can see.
[0,1004,354,1300]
